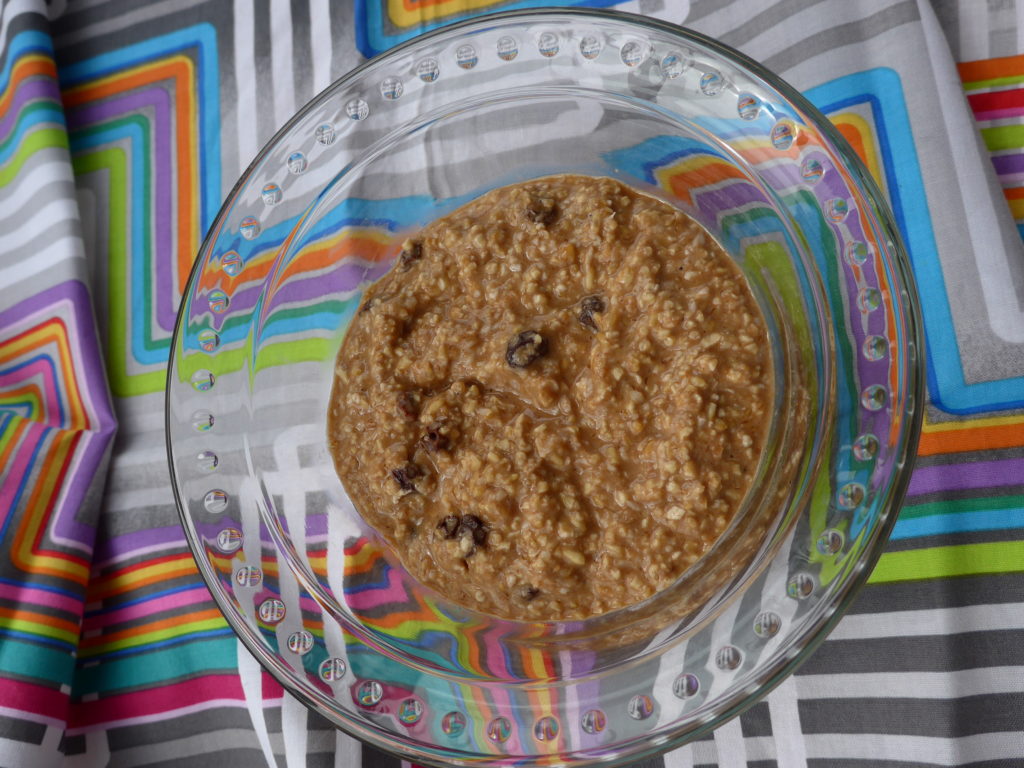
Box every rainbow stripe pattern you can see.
[1,1,1024,765]
[960,54,1024,238]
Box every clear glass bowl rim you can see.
[165,7,926,766]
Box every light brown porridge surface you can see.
[327,175,771,621]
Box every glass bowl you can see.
[166,9,924,767]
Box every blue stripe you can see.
[0,30,53,96]
[891,505,1024,540]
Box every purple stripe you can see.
[991,153,1024,176]
[907,457,1024,497]
[262,259,389,316]
[0,280,117,547]
[0,77,61,139]
[66,84,175,332]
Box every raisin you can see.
[438,515,460,538]
[519,585,540,602]
[437,514,489,548]
[390,462,422,493]
[422,423,450,452]
[578,295,605,331]
[398,240,422,270]
[396,391,419,421]
[525,197,557,226]
[459,514,488,546]
[506,330,548,369]
[359,297,375,314]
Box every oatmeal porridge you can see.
[327,175,772,621]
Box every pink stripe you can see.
[0,582,82,614]
[0,354,62,425]
[0,420,44,513]
[82,586,211,628]
[973,107,1024,120]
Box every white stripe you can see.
[806,731,1024,764]
[61,730,110,768]
[334,730,361,768]
[0,198,80,256]
[0,162,75,228]
[270,0,296,132]
[957,0,989,62]
[0,0,42,48]
[767,676,809,768]
[238,639,281,768]
[0,227,83,286]
[233,0,259,171]
[662,742,695,768]
[797,666,1024,700]
[1018,2,1024,58]
[281,692,309,768]
[831,602,1024,641]
[309,0,333,93]
[712,716,748,767]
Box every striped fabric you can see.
[0,0,1022,767]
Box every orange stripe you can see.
[0,55,58,116]
[12,427,89,583]
[0,382,45,420]
[0,318,88,430]
[958,53,1024,83]
[78,608,224,648]
[88,555,200,601]
[0,416,30,471]
[1005,187,1024,200]
[63,55,198,292]
[0,605,79,634]
[919,420,1024,456]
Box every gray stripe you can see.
[687,0,741,24]
[53,0,210,47]
[884,527,1024,554]
[799,630,1024,675]
[362,745,402,768]
[108,709,258,751]
[0,214,79,264]
[808,761,1024,768]
[740,700,773,738]
[717,0,830,50]
[253,0,278,145]
[0,180,80,239]
[913,446,1024,467]
[127,746,275,768]
[290,0,313,106]
[0,716,47,746]
[850,572,1024,614]
[761,0,920,75]
[901,484,1024,508]
[798,693,1024,737]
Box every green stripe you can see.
[79,616,229,659]
[899,494,1024,521]
[0,101,64,156]
[71,116,160,360]
[980,124,1024,152]
[0,616,78,645]
[0,636,72,686]
[73,637,237,696]
[962,74,1024,91]
[70,146,165,396]
[0,128,68,187]
[869,540,1024,583]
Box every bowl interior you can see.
[167,10,921,766]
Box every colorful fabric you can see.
[0,0,1022,767]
